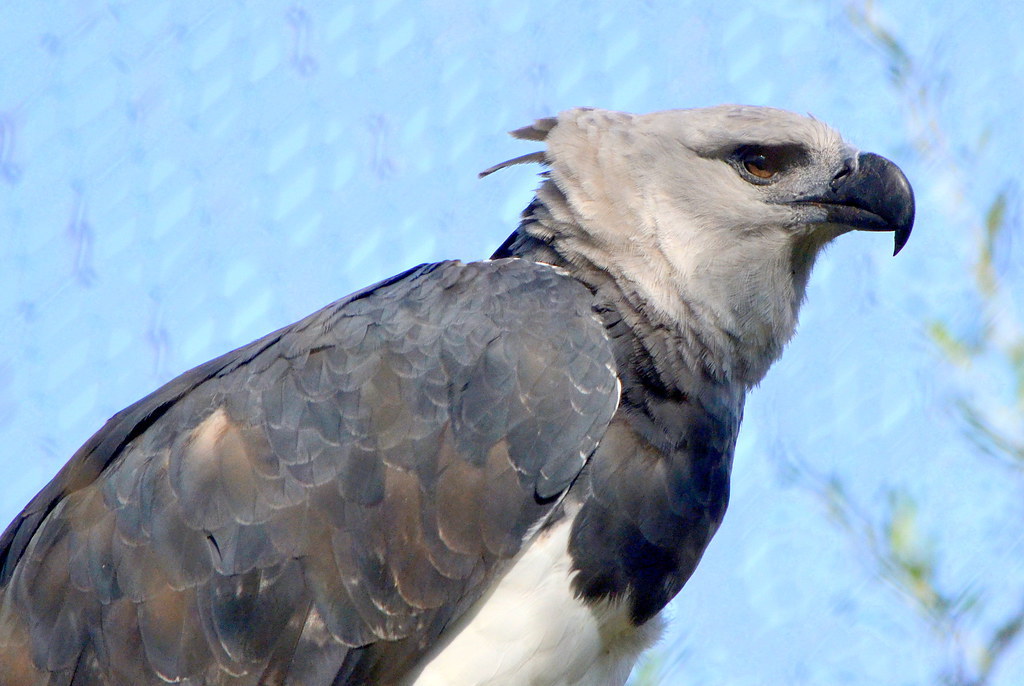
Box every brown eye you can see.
[744,154,774,179]
[731,144,805,183]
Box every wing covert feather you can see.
[0,259,619,685]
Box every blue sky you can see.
[1,1,1021,683]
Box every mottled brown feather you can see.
[0,260,620,684]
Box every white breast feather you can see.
[404,514,664,686]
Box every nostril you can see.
[831,159,855,190]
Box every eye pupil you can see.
[744,154,774,179]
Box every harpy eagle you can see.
[0,106,914,685]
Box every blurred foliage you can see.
[785,2,1024,685]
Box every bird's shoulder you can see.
[0,258,613,573]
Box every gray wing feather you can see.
[0,259,619,685]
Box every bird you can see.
[0,105,914,686]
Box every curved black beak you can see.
[796,153,915,256]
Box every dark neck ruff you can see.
[495,223,745,624]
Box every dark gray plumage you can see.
[0,106,914,685]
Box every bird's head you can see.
[484,105,915,384]
[628,105,914,254]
